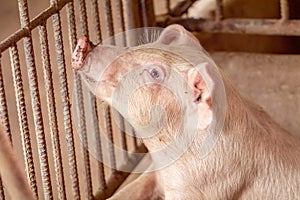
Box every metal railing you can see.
[0,0,299,199]
[0,0,154,199]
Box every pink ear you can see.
[156,24,202,50]
[187,65,212,106]
[188,64,214,130]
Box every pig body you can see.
[72,25,300,199]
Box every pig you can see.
[72,24,300,199]
[0,122,35,200]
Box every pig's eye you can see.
[144,66,165,82]
[150,68,160,79]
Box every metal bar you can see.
[103,0,117,174]
[18,0,53,199]
[157,17,300,36]
[52,1,80,199]
[91,0,102,42]
[169,0,197,17]
[0,0,73,53]
[76,0,94,198]
[121,0,137,31]
[140,0,156,27]
[114,0,126,46]
[104,105,117,173]
[9,44,38,198]
[116,111,128,160]
[280,0,290,21]
[38,23,66,200]
[119,0,139,145]
[215,0,223,21]
[93,102,107,192]
[0,55,11,142]
[104,0,115,42]
[166,0,170,13]
[94,144,147,200]
[90,0,107,192]
[0,48,10,200]
[0,177,4,200]
[131,127,138,150]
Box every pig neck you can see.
[144,75,300,198]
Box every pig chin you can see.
[95,81,116,105]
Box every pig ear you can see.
[187,63,214,129]
[156,24,202,50]
[188,64,213,106]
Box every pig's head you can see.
[72,25,226,166]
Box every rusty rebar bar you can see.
[280,0,290,21]
[91,0,102,43]
[104,0,115,42]
[38,23,66,200]
[18,0,53,198]
[215,0,224,21]
[52,1,80,199]
[90,0,107,191]
[0,55,11,142]
[140,0,156,27]
[114,0,126,46]
[0,177,4,200]
[103,0,117,174]
[157,17,300,36]
[166,0,171,13]
[0,0,73,53]
[77,0,93,198]
[9,44,38,199]
[104,105,117,173]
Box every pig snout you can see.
[71,36,95,70]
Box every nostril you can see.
[71,35,95,70]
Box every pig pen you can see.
[0,0,299,199]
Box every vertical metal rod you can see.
[121,0,139,146]
[215,0,224,21]
[0,52,9,200]
[77,0,94,198]
[52,1,81,199]
[104,0,115,44]
[166,0,170,13]
[9,44,38,198]
[91,0,102,43]
[104,106,117,173]
[38,23,66,200]
[103,0,117,174]
[131,125,138,150]
[140,0,156,27]
[0,177,4,200]
[93,102,107,192]
[115,0,126,46]
[110,0,130,163]
[0,55,11,142]
[18,0,53,199]
[115,112,128,160]
[280,0,290,21]
[90,0,107,191]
